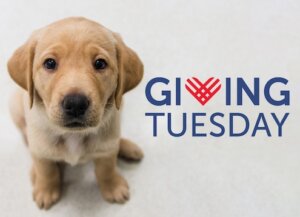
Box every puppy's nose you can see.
[62,94,89,118]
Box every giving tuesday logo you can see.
[185,77,221,105]
[145,76,290,138]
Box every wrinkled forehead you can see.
[35,20,116,57]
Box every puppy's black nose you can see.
[62,94,89,118]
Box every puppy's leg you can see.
[94,152,129,203]
[118,138,144,161]
[31,156,61,210]
[9,90,28,144]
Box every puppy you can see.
[7,17,144,209]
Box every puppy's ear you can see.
[114,33,143,109]
[7,34,37,108]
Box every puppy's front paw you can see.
[100,174,130,203]
[33,186,61,210]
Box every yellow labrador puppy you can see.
[7,17,144,209]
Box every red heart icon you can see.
[185,77,221,105]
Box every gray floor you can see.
[0,1,299,217]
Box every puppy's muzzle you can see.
[62,94,90,127]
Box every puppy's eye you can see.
[94,58,107,70]
[43,58,57,71]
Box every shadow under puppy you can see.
[7,17,144,210]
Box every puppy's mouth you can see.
[62,117,99,130]
[64,121,86,128]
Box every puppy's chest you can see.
[59,134,116,165]
[63,135,86,165]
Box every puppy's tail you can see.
[118,138,144,161]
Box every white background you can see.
[0,0,299,217]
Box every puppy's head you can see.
[7,17,143,130]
